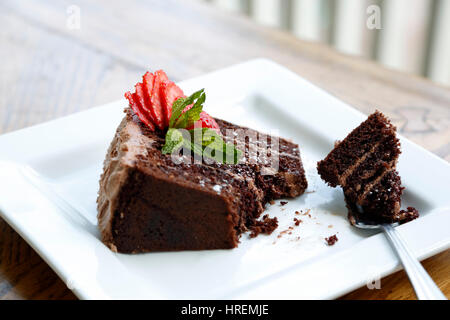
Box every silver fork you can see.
[350,212,447,300]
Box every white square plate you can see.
[1,59,449,299]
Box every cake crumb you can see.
[280,201,288,206]
[288,235,302,243]
[276,226,294,239]
[249,215,278,238]
[328,224,333,228]
[294,218,302,226]
[399,207,419,223]
[299,209,311,217]
[269,200,275,205]
[325,234,338,246]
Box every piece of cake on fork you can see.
[317,111,418,224]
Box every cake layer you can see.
[317,111,399,187]
[345,169,402,223]
[345,169,418,224]
[343,136,399,203]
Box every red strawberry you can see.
[124,91,155,131]
[126,70,217,134]
[134,82,152,117]
[134,82,159,129]
[142,72,161,128]
[160,81,185,126]
[186,111,221,134]
[146,70,168,130]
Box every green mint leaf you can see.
[161,128,184,154]
[190,128,243,164]
[176,91,205,128]
[187,140,204,157]
[203,140,242,164]
[163,88,242,164]
[189,128,219,146]
[169,89,205,128]
[169,98,188,128]
[162,128,242,164]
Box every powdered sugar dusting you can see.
[212,185,222,194]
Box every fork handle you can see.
[381,224,447,300]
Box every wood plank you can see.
[0,0,449,300]
[0,219,76,299]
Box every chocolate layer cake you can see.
[97,109,308,253]
[317,111,418,224]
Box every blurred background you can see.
[199,0,450,86]
[1,0,449,137]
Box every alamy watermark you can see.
[366,267,382,290]
[367,4,382,30]
[168,127,281,175]
[66,5,81,30]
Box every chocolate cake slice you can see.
[97,109,308,253]
[317,111,418,224]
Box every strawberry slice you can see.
[125,91,155,131]
[134,83,146,109]
[160,81,185,126]
[132,92,156,130]
[186,111,221,134]
[141,73,158,125]
[134,82,158,126]
[146,70,168,130]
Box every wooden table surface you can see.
[0,0,449,300]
